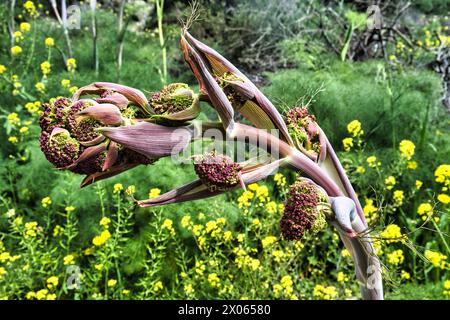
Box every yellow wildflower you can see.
[435,164,450,186]
[69,86,78,94]
[52,225,64,237]
[61,79,71,88]
[381,224,404,243]
[347,120,362,137]
[208,273,220,288]
[153,281,163,292]
[63,254,75,265]
[36,289,48,300]
[11,45,23,56]
[265,201,278,214]
[385,176,396,190]
[92,230,111,246]
[46,276,59,289]
[184,284,194,295]
[274,173,286,187]
[20,22,31,32]
[261,236,277,248]
[399,140,415,160]
[45,37,54,47]
[125,185,135,195]
[41,196,52,208]
[424,250,447,268]
[0,64,6,74]
[415,180,423,189]
[387,249,404,265]
[7,112,20,125]
[107,279,117,287]
[437,194,450,204]
[180,215,191,229]
[313,284,338,300]
[393,190,404,206]
[8,136,18,144]
[65,206,75,213]
[66,58,77,72]
[417,203,433,221]
[148,188,161,199]
[40,61,51,75]
[99,217,111,227]
[13,31,23,42]
[342,137,354,152]
[113,183,123,194]
[401,270,410,280]
[223,231,232,241]
[407,161,417,170]
[35,82,45,93]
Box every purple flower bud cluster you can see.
[39,92,152,176]
[194,152,242,192]
[286,107,321,155]
[280,179,329,240]
[66,100,102,142]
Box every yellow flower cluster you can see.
[53,225,64,237]
[41,196,52,208]
[92,230,111,246]
[45,37,54,47]
[393,190,404,206]
[399,140,415,160]
[63,254,75,265]
[342,137,353,152]
[424,250,448,269]
[25,101,41,113]
[24,221,38,238]
[366,156,379,168]
[207,273,220,288]
[417,203,433,221]
[162,218,176,236]
[233,247,260,271]
[443,280,450,297]
[313,284,338,300]
[40,61,51,76]
[20,22,31,32]
[35,82,45,93]
[387,249,404,265]
[46,276,59,289]
[385,176,396,190]
[148,188,161,199]
[113,183,123,194]
[347,120,363,137]
[66,58,77,72]
[27,289,56,300]
[274,173,286,188]
[381,224,405,243]
[401,270,410,280]
[13,31,23,43]
[435,164,450,187]
[437,193,450,205]
[337,272,349,283]
[11,45,23,56]
[261,236,277,249]
[363,198,378,223]
[24,1,38,17]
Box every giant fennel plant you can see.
[38,29,383,300]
